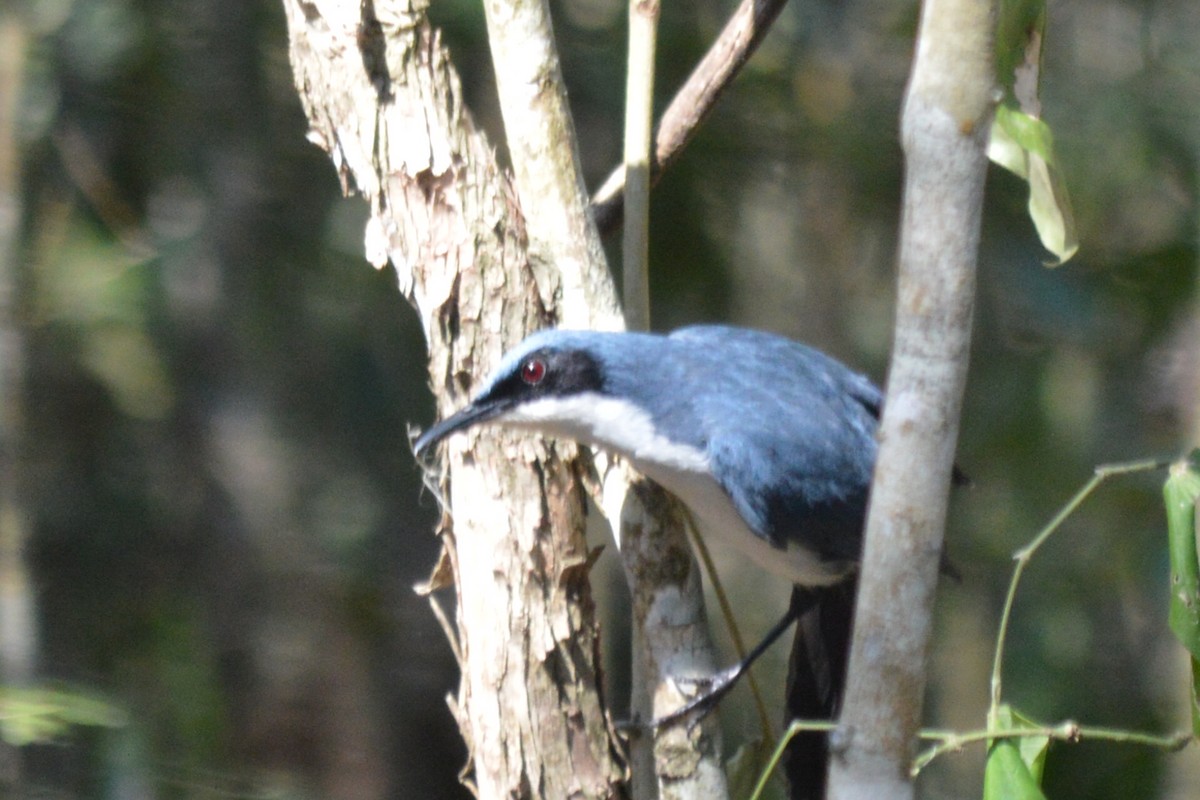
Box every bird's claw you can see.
[645,664,745,729]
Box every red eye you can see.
[520,358,546,385]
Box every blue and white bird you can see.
[415,326,878,583]
[414,325,885,799]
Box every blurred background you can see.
[0,0,1197,797]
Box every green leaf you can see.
[1008,707,1050,783]
[988,114,1029,178]
[988,107,1079,265]
[989,1,1079,266]
[984,705,1050,800]
[993,107,1056,166]
[985,740,1049,800]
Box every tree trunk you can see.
[281,3,625,797]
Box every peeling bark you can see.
[282,3,625,797]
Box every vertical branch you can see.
[826,0,996,798]
[479,0,620,331]
[615,3,660,793]
[621,0,658,332]
[603,482,730,800]
[483,3,726,797]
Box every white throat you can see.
[500,393,709,473]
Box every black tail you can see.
[784,579,856,800]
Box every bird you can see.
[414,325,886,799]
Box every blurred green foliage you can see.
[0,0,1197,797]
[0,686,124,747]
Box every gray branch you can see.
[826,0,997,797]
[481,2,727,796]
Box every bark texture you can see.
[602,476,727,800]
[478,4,727,793]
[282,3,624,797]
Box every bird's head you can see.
[413,330,611,457]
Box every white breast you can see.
[632,459,847,587]
[500,392,846,586]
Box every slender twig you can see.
[988,457,1169,729]
[593,0,791,234]
[747,717,1191,793]
[747,719,838,800]
[427,593,464,669]
[912,722,1192,775]
[766,456,1185,790]
[621,0,658,331]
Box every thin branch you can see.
[748,452,1186,794]
[602,472,730,800]
[748,719,839,800]
[912,722,1192,775]
[683,509,774,743]
[593,0,791,235]
[989,457,1168,729]
[750,716,1192,797]
[621,0,658,332]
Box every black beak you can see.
[413,398,508,458]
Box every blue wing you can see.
[668,326,878,562]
